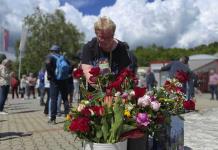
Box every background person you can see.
[161,56,190,95]
[208,69,218,100]
[145,67,157,91]
[10,72,19,99]
[45,44,70,124]
[0,59,12,114]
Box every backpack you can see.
[38,71,45,83]
[52,54,70,80]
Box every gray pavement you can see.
[0,98,82,150]
[0,93,218,150]
[184,93,218,150]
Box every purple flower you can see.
[136,113,150,127]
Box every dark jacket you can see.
[161,61,190,78]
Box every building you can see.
[147,54,218,92]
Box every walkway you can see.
[0,93,218,150]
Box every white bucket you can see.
[84,140,127,150]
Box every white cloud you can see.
[1,0,218,49]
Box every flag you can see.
[3,29,9,51]
[19,26,28,52]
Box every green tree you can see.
[20,8,84,74]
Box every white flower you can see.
[130,90,135,96]
[115,91,121,97]
[77,104,85,112]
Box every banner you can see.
[3,29,9,51]
[19,26,28,52]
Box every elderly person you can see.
[81,16,131,86]
[0,59,12,114]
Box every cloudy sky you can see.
[1,0,218,49]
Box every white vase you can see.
[83,140,127,150]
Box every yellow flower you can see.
[66,114,71,120]
[124,110,131,118]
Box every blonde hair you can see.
[94,16,116,33]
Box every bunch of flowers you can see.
[64,67,188,143]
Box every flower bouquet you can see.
[64,67,188,149]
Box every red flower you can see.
[89,76,97,83]
[175,70,188,83]
[107,80,122,91]
[69,117,90,133]
[183,100,195,110]
[134,87,146,98]
[81,107,92,117]
[91,106,105,116]
[106,87,112,96]
[73,68,84,79]
[89,67,100,76]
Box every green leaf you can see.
[108,98,124,143]
[101,117,109,141]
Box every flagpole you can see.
[18,26,27,80]
[18,48,22,79]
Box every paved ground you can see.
[184,93,218,150]
[0,93,218,150]
[0,98,82,150]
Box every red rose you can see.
[183,100,195,110]
[89,67,100,76]
[134,87,146,98]
[81,107,92,117]
[69,117,90,133]
[73,68,84,79]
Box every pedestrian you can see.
[73,68,80,104]
[26,73,36,99]
[10,72,19,99]
[208,69,218,100]
[43,71,50,115]
[81,16,131,88]
[38,68,45,106]
[45,44,70,124]
[0,59,12,114]
[145,67,157,91]
[68,63,74,107]
[20,74,27,99]
[161,56,190,95]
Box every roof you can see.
[189,54,218,70]
[189,54,218,60]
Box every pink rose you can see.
[150,101,161,111]
[137,95,150,107]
